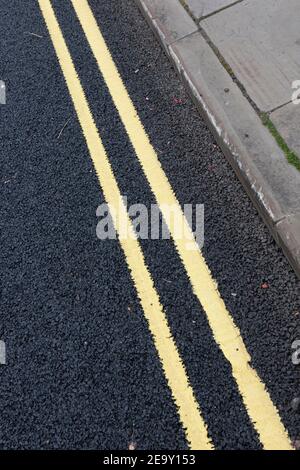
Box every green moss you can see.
[260,113,300,171]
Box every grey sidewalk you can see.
[135,0,300,278]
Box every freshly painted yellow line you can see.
[71,0,293,450]
[38,0,212,450]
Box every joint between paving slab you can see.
[178,0,199,23]
[274,215,288,226]
[180,0,246,24]
[268,100,293,114]
[198,0,246,21]
[260,113,300,171]
[168,28,200,47]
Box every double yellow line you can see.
[38,0,293,450]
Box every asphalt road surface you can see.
[0,0,299,451]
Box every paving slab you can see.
[185,0,238,18]
[202,0,300,111]
[271,102,300,157]
[169,31,300,217]
[139,0,197,45]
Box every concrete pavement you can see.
[136,0,300,278]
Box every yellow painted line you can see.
[38,0,212,451]
[71,0,293,450]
